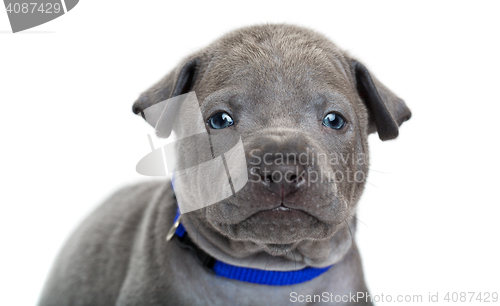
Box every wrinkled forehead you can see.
[202,40,354,100]
[198,45,359,123]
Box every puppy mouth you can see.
[251,203,315,221]
[271,205,293,212]
[225,203,325,245]
[211,201,338,245]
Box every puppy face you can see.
[134,25,410,261]
[197,44,368,244]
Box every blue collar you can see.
[171,209,333,286]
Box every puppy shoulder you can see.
[38,180,173,306]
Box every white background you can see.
[1,1,499,305]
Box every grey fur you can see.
[39,24,410,306]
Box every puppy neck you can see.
[178,208,356,272]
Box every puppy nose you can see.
[258,163,305,198]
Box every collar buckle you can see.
[166,215,181,241]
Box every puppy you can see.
[39,24,411,306]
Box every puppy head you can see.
[133,24,411,262]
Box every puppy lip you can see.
[271,205,293,212]
[228,204,319,225]
[259,204,316,220]
[269,203,307,214]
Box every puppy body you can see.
[40,181,370,306]
[40,24,410,305]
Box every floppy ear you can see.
[132,58,199,115]
[352,61,411,141]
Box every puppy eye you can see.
[322,113,346,130]
[208,112,234,129]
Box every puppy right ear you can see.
[352,61,411,141]
[132,58,199,115]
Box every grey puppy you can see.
[39,24,411,306]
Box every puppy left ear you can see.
[352,61,412,140]
[132,58,199,115]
